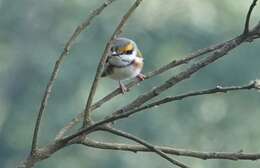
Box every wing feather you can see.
[101,64,113,77]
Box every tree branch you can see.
[80,139,260,161]
[61,22,260,143]
[56,38,230,139]
[99,126,191,168]
[112,23,260,117]
[23,1,260,167]
[19,140,76,168]
[126,80,260,114]
[91,40,227,111]
[244,0,258,34]
[30,0,116,154]
[56,20,260,138]
[82,0,144,127]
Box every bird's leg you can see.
[137,73,145,81]
[119,80,128,94]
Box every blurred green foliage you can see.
[0,0,260,167]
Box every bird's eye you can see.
[125,50,133,55]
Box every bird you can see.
[101,37,145,93]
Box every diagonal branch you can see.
[112,37,246,117]
[22,1,260,168]
[83,0,144,127]
[55,40,228,139]
[80,139,260,161]
[112,22,260,118]
[244,0,258,34]
[55,0,260,140]
[100,126,191,168]
[126,80,260,114]
[92,0,260,116]
[30,0,116,154]
[60,22,260,143]
[90,40,227,111]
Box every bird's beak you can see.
[111,51,117,56]
[111,51,121,57]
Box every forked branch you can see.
[55,39,227,140]
[61,23,260,143]
[56,0,260,140]
[100,126,191,168]
[82,0,143,127]
[81,139,260,161]
[244,0,258,34]
[30,0,116,154]
[22,0,260,168]
[128,80,260,114]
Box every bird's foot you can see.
[137,73,145,81]
[119,81,128,94]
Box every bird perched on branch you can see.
[101,37,145,93]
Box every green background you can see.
[1,0,260,167]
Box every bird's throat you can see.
[108,54,135,67]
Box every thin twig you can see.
[56,1,260,138]
[243,0,258,34]
[80,139,260,161]
[126,80,260,114]
[100,126,191,168]
[55,114,82,141]
[30,0,115,154]
[61,25,260,143]
[56,20,260,137]
[55,40,227,139]
[91,40,227,111]
[83,0,144,127]
[112,36,246,116]
[20,1,260,168]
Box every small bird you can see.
[101,37,145,93]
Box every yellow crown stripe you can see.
[119,43,134,53]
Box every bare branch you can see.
[30,0,115,154]
[112,26,260,118]
[55,114,82,141]
[114,44,244,116]
[83,0,144,127]
[56,22,260,138]
[19,140,75,168]
[127,80,260,114]
[81,139,260,161]
[56,39,229,139]
[244,0,258,34]
[100,126,191,168]
[91,40,227,111]
[24,1,260,167]
[61,23,260,143]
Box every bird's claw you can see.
[119,81,128,94]
[137,73,145,81]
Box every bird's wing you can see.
[137,49,143,58]
[101,64,113,77]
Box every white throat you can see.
[108,50,137,66]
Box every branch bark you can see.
[55,37,231,139]
[126,80,260,114]
[83,0,143,127]
[20,0,260,167]
[80,139,260,161]
[61,22,260,143]
[30,0,116,154]
[100,126,191,168]
[57,11,260,137]
[244,0,258,34]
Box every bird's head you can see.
[108,37,140,66]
